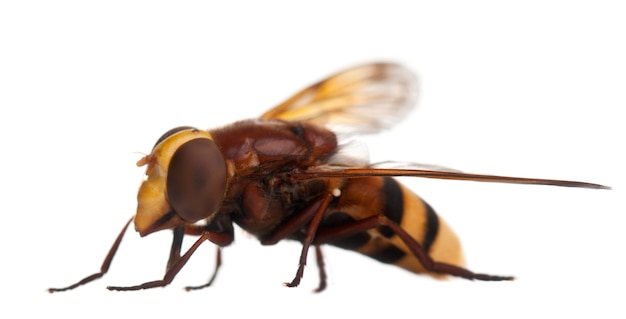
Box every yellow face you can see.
[134,128,227,237]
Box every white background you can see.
[1,1,624,318]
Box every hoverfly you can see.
[49,62,609,293]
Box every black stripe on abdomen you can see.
[369,243,406,264]
[378,177,404,238]
[422,201,439,253]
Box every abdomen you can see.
[320,177,465,277]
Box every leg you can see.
[260,193,333,288]
[166,225,185,272]
[181,221,231,290]
[314,215,513,281]
[166,221,231,291]
[107,231,233,291]
[285,194,332,288]
[313,245,327,292]
[48,217,134,293]
[184,247,222,291]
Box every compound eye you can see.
[166,138,226,223]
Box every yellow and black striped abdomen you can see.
[321,177,465,277]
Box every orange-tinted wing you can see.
[260,62,418,134]
[290,166,611,190]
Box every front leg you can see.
[166,225,185,273]
[48,217,134,293]
[108,230,233,291]
[261,193,333,289]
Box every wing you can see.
[288,166,611,190]
[260,63,610,190]
[260,62,418,134]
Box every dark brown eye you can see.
[166,138,227,223]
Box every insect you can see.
[49,62,609,293]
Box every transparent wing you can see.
[260,62,418,134]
